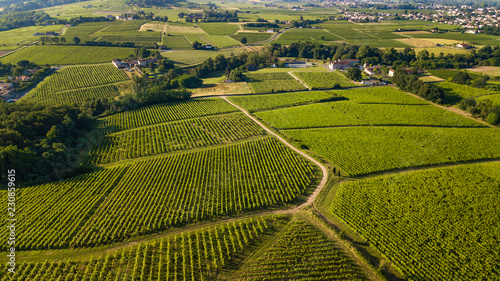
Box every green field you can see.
[227,91,336,112]
[410,32,500,46]
[231,32,274,44]
[87,112,265,164]
[477,93,500,106]
[100,98,239,132]
[21,64,129,105]
[331,163,500,280]
[22,84,121,106]
[1,45,134,65]
[1,137,316,249]
[273,28,341,45]
[162,47,251,66]
[293,71,357,89]
[245,72,307,93]
[238,219,365,280]
[0,215,284,279]
[0,25,63,46]
[286,127,500,176]
[434,81,496,104]
[334,87,428,104]
[162,35,193,49]
[206,35,240,47]
[197,23,240,35]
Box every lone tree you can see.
[73,36,81,45]
[192,41,202,50]
[451,71,471,85]
[346,67,362,82]
[240,37,247,44]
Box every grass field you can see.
[0,25,63,46]
[162,35,193,49]
[331,162,500,280]
[162,47,257,66]
[477,93,500,106]
[231,32,274,44]
[434,81,496,104]
[466,66,500,77]
[273,28,341,45]
[256,100,481,129]
[228,91,336,112]
[165,23,205,35]
[197,23,240,35]
[245,72,307,93]
[293,71,356,89]
[1,45,134,65]
[206,35,241,47]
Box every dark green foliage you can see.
[392,68,444,103]
[173,74,203,89]
[346,67,362,82]
[451,71,471,85]
[0,103,94,183]
[228,69,243,82]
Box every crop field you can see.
[256,98,481,129]
[246,72,307,93]
[165,23,206,35]
[293,71,356,89]
[206,35,241,47]
[197,23,240,35]
[334,87,428,104]
[22,64,129,101]
[410,32,500,46]
[467,66,500,77]
[0,25,63,45]
[274,29,341,44]
[477,93,500,106]
[98,35,161,45]
[0,216,283,280]
[238,220,365,280]
[227,91,336,112]
[100,98,239,132]
[0,45,134,65]
[3,137,316,249]
[22,84,121,106]
[230,32,274,44]
[162,35,193,49]
[330,163,500,280]
[87,113,265,164]
[162,47,255,66]
[285,127,500,176]
[434,81,496,104]
[428,69,487,81]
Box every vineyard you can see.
[245,72,307,94]
[285,126,500,176]
[3,137,318,249]
[238,220,365,280]
[227,91,336,112]
[334,87,428,105]
[22,64,129,105]
[230,32,274,44]
[255,100,482,129]
[330,163,500,280]
[99,98,238,133]
[21,84,121,106]
[435,81,496,104]
[293,72,356,89]
[0,216,286,281]
[86,113,265,165]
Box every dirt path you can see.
[288,71,311,90]
[221,97,329,209]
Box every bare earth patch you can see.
[140,23,166,32]
[395,38,435,48]
[191,82,252,97]
[0,50,13,56]
[399,31,432,34]
[466,66,500,76]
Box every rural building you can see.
[466,30,479,34]
[287,61,312,68]
[105,15,114,19]
[15,76,31,81]
[457,43,472,49]
[112,59,128,68]
[328,59,359,70]
[361,80,375,85]
[388,69,395,77]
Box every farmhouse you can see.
[112,59,128,68]
[388,69,395,77]
[328,59,359,70]
[457,43,472,49]
[287,61,313,68]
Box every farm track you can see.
[288,71,311,90]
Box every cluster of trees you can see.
[268,42,500,69]
[450,71,491,88]
[0,103,94,183]
[1,60,51,92]
[0,11,52,31]
[244,22,280,28]
[122,11,169,22]
[458,97,500,125]
[392,68,444,103]
[184,10,238,22]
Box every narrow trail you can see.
[221,97,329,209]
[288,71,311,90]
